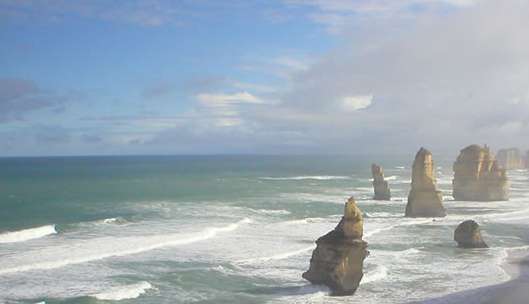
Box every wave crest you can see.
[0,225,56,244]
[92,281,154,300]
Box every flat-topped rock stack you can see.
[497,148,524,170]
[405,148,446,218]
[303,197,368,296]
[453,145,509,201]
[371,164,391,200]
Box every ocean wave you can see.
[0,218,252,275]
[259,176,352,181]
[248,208,291,215]
[92,281,154,300]
[0,225,57,244]
[362,264,388,284]
[364,218,433,239]
[235,245,315,264]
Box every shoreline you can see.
[414,248,529,304]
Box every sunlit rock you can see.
[452,144,509,201]
[405,148,446,217]
[303,197,369,296]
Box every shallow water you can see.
[0,155,528,304]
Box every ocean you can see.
[0,155,528,304]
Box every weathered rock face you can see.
[405,148,446,218]
[371,164,391,200]
[454,220,488,248]
[452,145,509,201]
[497,148,524,170]
[303,197,368,296]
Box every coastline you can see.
[414,248,529,304]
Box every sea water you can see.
[0,155,528,304]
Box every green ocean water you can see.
[0,155,528,304]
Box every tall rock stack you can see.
[303,197,369,296]
[405,148,446,217]
[497,148,524,170]
[452,145,509,201]
[371,164,391,200]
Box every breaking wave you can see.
[0,225,57,244]
[0,218,252,275]
[92,281,154,300]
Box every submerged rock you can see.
[452,145,509,201]
[497,148,524,170]
[371,164,391,200]
[405,148,446,217]
[303,197,368,296]
[454,220,488,248]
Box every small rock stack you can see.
[371,164,391,200]
[454,220,488,248]
[303,197,369,296]
[405,148,446,218]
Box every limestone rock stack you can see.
[497,148,524,170]
[454,220,488,248]
[371,164,391,200]
[303,197,368,296]
[405,148,446,218]
[452,145,509,201]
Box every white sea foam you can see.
[236,245,315,264]
[364,218,433,238]
[0,218,252,275]
[260,176,351,181]
[249,209,291,215]
[92,281,154,300]
[0,225,57,244]
[362,265,388,284]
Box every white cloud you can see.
[196,92,262,106]
[342,95,373,111]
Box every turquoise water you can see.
[1,155,528,304]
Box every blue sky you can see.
[1,0,529,156]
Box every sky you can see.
[1,0,528,156]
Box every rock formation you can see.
[405,148,446,217]
[454,220,488,248]
[452,145,509,201]
[303,197,368,296]
[497,148,524,170]
[371,164,391,200]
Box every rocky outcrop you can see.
[303,197,368,296]
[371,164,391,200]
[497,148,524,170]
[452,145,509,201]
[454,220,488,248]
[405,148,446,218]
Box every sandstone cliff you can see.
[405,148,446,217]
[454,220,488,248]
[303,197,368,296]
[452,145,509,201]
[371,164,391,200]
[497,148,524,170]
